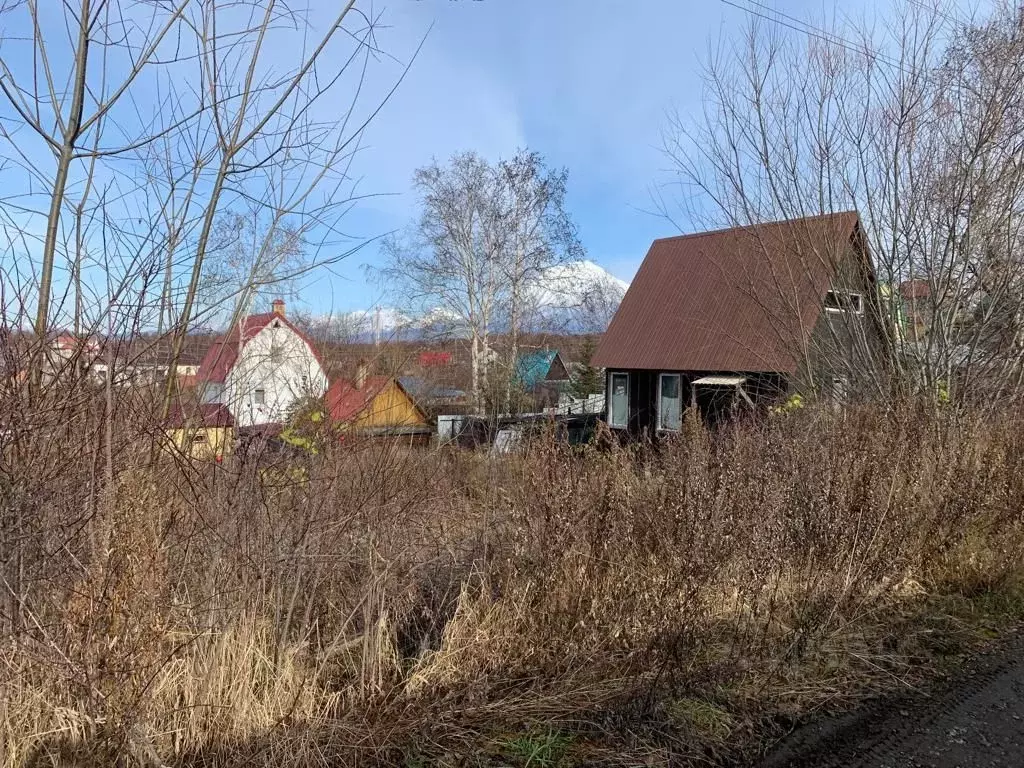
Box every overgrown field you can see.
[3,402,1024,766]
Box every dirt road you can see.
[757,630,1024,767]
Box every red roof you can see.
[325,375,393,423]
[418,351,452,367]
[53,333,99,352]
[165,402,234,428]
[196,311,323,384]
[900,279,931,299]
[593,212,864,374]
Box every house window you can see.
[192,433,208,444]
[269,342,284,365]
[254,389,266,405]
[608,373,629,428]
[201,383,224,404]
[824,290,864,314]
[658,373,682,431]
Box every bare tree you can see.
[0,0,413,633]
[377,150,581,412]
[0,1,413,402]
[0,0,192,345]
[377,153,506,412]
[199,211,303,319]
[663,0,1024,403]
[496,151,583,388]
[159,1,418,415]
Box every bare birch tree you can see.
[377,150,581,412]
[496,150,582,403]
[378,153,506,412]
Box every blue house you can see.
[515,349,571,407]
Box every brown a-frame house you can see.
[593,212,889,434]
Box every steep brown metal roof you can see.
[593,212,862,374]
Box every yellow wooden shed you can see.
[164,403,235,460]
[325,365,430,437]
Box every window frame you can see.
[608,372,629,429]
[268,340,285,365]
[254,388,266,406]
[657,372,683,432]
[824,290,864,315]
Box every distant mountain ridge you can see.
[313,260,630,342]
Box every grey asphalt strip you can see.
[756,629,1024,767]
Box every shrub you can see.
[3,398,1024,765]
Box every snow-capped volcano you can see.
[526,260,630,331]
[310,306,468,343]
[530,260,629,309]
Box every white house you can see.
[196,299,328,427]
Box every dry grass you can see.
[3,399,1024,766]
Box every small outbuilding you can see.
[325,362,431,441]
[164,403,234,460]
[515,349,571,409]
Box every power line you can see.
[720,0,902,71]
[720,0,953,79]
[905,0,967,28]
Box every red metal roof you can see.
[53,333,99,352]
[418,351,452,367]
[196,311,324,384]
[165,402,234,428]
[593,212,863,374]
[326,375,393,423]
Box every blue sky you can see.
[303,0,911,316]
[0,0,982,326]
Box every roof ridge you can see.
[651,211,859,245]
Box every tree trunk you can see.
[471,332,480,414]
[34,0,91,346]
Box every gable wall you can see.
[353,381,427,429]
[546,354,570,381]
[797,240,890,396]
[226,320,328,427]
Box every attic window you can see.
[824,290,863,314]
[254,389,266,405]
[269,342,284,365]
[272,319,281,328]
